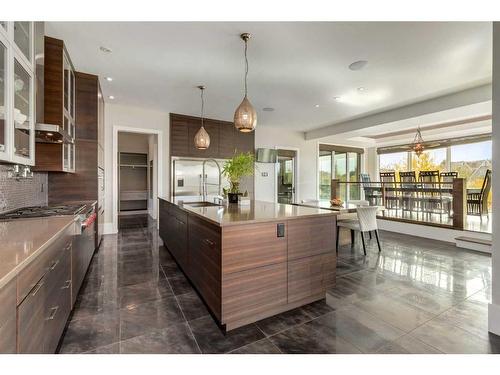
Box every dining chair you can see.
[336,206,381,255]
[360,173,382,206]
[467,169,491,218]
[379,171,398,210]
[440,171,457,217]
[399,171,417,213]
[418,170,442,215]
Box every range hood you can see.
[34,22,73,145]
[256,148,278,163]
[35,123,72,144]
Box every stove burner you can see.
[0,204,86,220]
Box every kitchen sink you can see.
[184,202,223,208]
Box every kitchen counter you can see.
[0,216,76,288]
[159,197,337,227]
[159,197,337,331]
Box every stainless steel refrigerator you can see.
[171,158,230,201]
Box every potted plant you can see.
[222,152,255,203]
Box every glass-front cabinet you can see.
[0,22,34,166]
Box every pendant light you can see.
[194,85,210,150]
[234,33,257,133]
[412,126,425,157]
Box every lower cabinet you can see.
[159,200,188,272]
[17,239,73,354]
[222,262,287,326]
[288,253,336,303]
[0,279,17,353]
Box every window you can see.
[318,151,332,200]
[410,148,446,178]
[379,152,408,180]
[318,145,362,201]
[450,141,492,188]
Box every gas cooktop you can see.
[0,204,86,220]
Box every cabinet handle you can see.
[62,280,72,289]
[64,243,72,251]
[50,259,60,270]
[47,306,59,320]
[31,281,44,297]
[204,239,215,247]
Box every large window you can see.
[318,145,362,201]
[378,140,491,186]
[379,152,408,180]
[410,148,446,178]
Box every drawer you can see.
[287,253,336,303]
[17,278,47,353]
[0,315,16,353]
[0,278,16,327]
[171,205,187,224]
[222,222,286,274]
[222,262,287,324]
[45,279,72,353]
[17,225,73,304]
[287,216,336,260]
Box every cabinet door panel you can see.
[288,253,336,303]
[170,118,189,157]
[287,216,336,260]
[218,122,236,158]
[0,279,16,353]
[17,279,46,353]
[222,222,287,274]
[234,129,254,154]
[222,262,286,324]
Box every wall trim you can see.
[103,223,116,235]
[489,303,500,336]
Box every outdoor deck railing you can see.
[331,178,467,230]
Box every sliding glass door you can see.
[319,146,361,201]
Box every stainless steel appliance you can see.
[97,167,105,245]
[172,158,230,201]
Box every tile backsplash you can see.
[0,165,48,213]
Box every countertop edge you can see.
[159,197,337,227]
[0,217,76,290]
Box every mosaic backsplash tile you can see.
[0,165,48,213]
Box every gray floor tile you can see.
[230,338,281,354]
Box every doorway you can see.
[276,149,297,204]
[112,126,162,233]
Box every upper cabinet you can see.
[0,22,35,166]
[170,113,255,159]
[33,36,76,173]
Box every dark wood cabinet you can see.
[34,36,76,173]
[170,113,255,159]
[159,200,188,272]
[17,228,73,353]
[0,280,16,353]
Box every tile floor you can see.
[58,215,499,354]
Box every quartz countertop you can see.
[159,197,337,227]
[0,216,76,288]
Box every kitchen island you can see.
[158,197,338,331]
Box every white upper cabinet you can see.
[0,22,35,166]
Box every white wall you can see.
[254,126,369,203]
[104,103,170,230]
[254,127,319,202]
[118,133,150,153]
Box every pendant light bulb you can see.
[194,85,210,150]
[234,33,257,133]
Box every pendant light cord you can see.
[244,38,248,97]
[200,87,204,128]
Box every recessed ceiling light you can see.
[108,95,115,100]
[99,46,112,53]
[315,104,320,108]
[262,107,275,112]
[105,77,113,82]
[333,96,341,101]
[357,87,365,92]
[46,132,53,136]
[349,60,368,71]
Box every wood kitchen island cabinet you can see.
[159,198,337,331]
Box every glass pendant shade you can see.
[194,85,210,150]
[234,96,257,132]
[194,125,210,149]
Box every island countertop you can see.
[159,197,337,227]
[0,216,76,288]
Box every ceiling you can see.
[45,22,492,132]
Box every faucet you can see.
[201,158,222,203]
